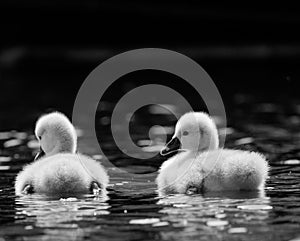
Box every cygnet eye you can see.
[182,131,189,136]
[38,136,42,140]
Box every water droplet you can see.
[228,227,247,233]
[149,126,174,135]
[281,159,300,165]
[215,213,227,219]
[0,156,11,162]
[27,140,39,149]
[129,218,160,225]
[94,210,109,215]
[237,205,272,210]
[137,139,152,147]
[142,145,164,152]
[13,132,27,140]
[235,137,254,145]
[206,220,229,227]
[257,103,278,113]
[3,139,22,148]
[152,221,169,227]
[173,204,192,208]
[0,132,12,140]
[219,127,234,136]
[60,197,78,202]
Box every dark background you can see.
[1,1,300,129]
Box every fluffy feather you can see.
[156,112,269,194]
[15,112,109,196]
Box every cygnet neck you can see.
[47,128,77,156]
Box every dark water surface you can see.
[1,100,300,241]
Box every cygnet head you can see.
[161,112,219,155]
[35,112,77,158]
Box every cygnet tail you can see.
[235,152,269,190]
[39,163,88,196]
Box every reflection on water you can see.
[14,194,109,240]
[158,193,271,240]
[1,100,300,240]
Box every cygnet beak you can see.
[34,147,45,160]
[160,137,181,156]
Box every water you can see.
[1,99,300,241]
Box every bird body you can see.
[15,112,108,196]
[157,112,269,194]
